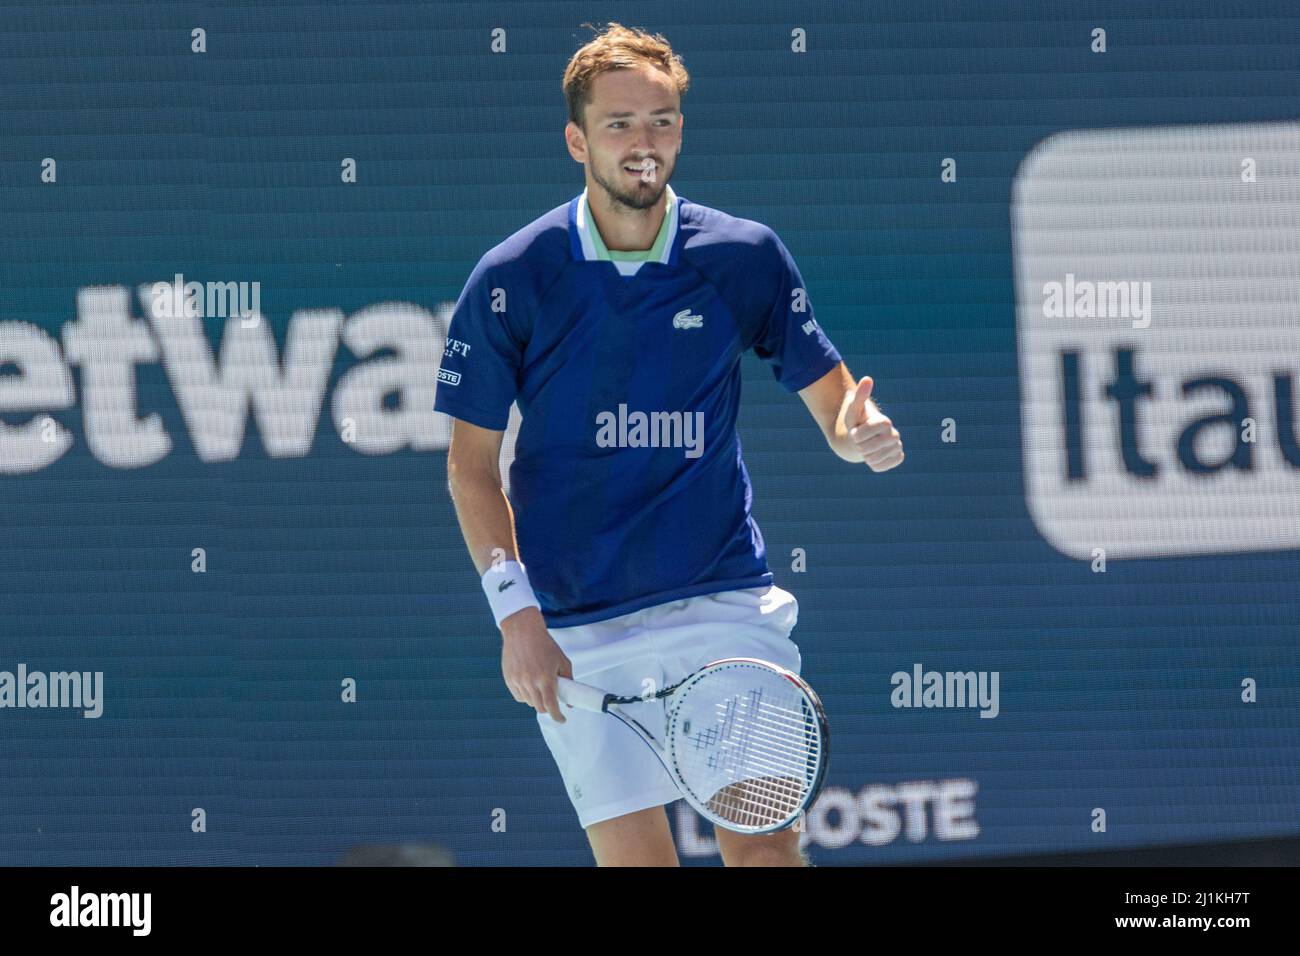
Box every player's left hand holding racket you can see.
[558,658,830,833]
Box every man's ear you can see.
[564,121,587,162]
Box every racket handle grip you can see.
[556,677,609,713]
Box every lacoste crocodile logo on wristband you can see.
[498,580,516,593]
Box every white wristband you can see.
[481,559,541,628]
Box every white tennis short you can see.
[537,583,802,829]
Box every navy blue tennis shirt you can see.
[435,185,843,627]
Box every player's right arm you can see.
[444,417,572,723]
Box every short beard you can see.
[592,160,671,211]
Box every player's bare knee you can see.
[586,807,680,866]
[717,829,808,867]
[722,843,808,867]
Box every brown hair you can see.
[563,22,690,131]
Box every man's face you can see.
[570,65,682,211]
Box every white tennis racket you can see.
[557,657,829,834]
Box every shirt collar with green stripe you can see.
[576,183,679,277]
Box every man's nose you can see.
[633,123,656,153]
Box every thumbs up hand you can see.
[846,376,904,472]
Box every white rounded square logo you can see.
[1012,122,1300,558]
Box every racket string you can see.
[670,667,824,829]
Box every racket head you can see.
[664,657,829,834]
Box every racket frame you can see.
[556,657,830,834]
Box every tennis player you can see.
[435,23,904,866]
